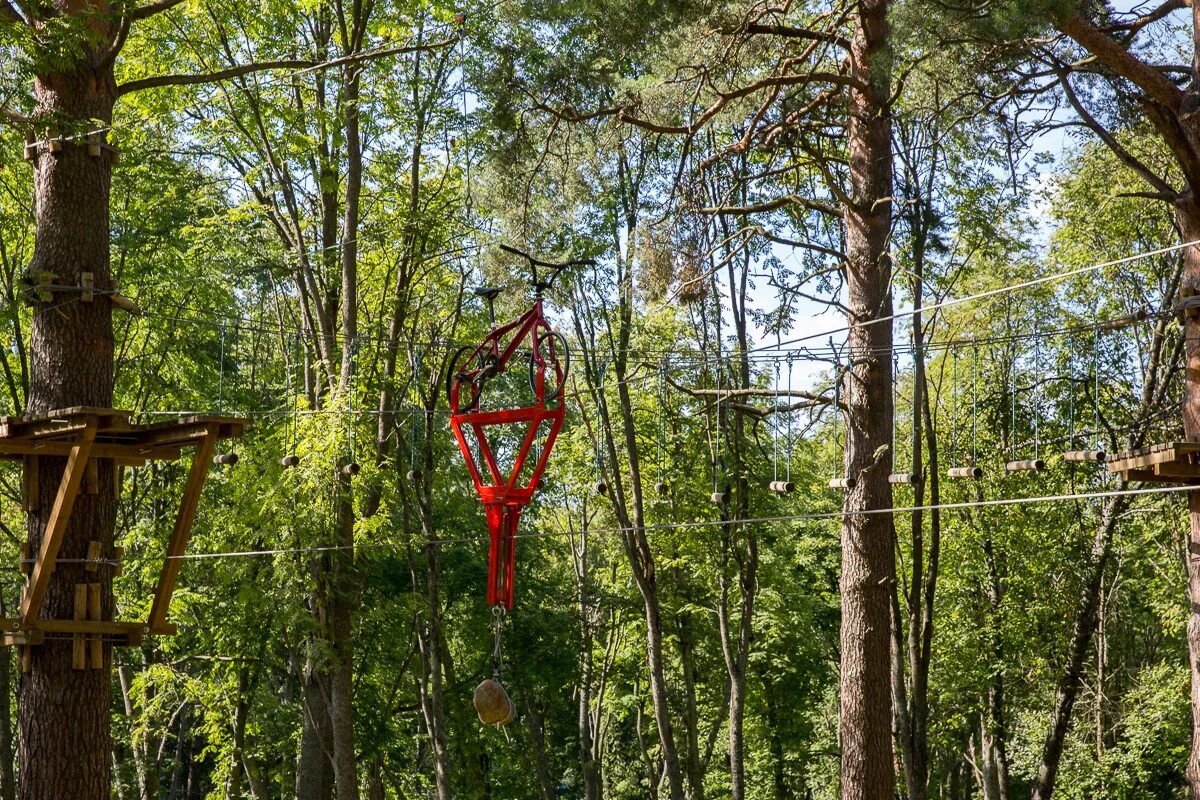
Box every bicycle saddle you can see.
[473,286,502,300]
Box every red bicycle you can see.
[446,245,591,413]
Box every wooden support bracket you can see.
[19,417,97,629]
[147,426,217,633]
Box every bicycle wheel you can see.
[447,345,486,411]
[528,330,569,403]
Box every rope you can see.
[159,484,1200,560]
[753,239,1200,354]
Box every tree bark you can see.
[1179,198,1200,800]
[19,23,120,800]
[838,1,896,798]
[296,653,335,800]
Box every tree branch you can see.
[1056,65,1177,197]
[129,0,186,20]
[1055,12,1183,111]
[117,38,453,96]
[744,23,851,50]
[702,193,843,218]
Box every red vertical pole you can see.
[486,504,503,607]
[502,504,520,608]
[485,504,522,609]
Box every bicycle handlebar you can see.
[499,243,596,293]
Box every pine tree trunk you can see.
[838,1,895,798]
[20,43,119,800]
[1178,197,1200,800]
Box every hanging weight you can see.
[593,481,608,496]
[473,678,516,726]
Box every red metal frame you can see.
[449,297,565,609]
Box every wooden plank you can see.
[21,456,37,511]
[72,584,86,670]
[14,619,148,636]
[147,427,217,633]
[1120,468,1200,484]
[0,630,42,647]
[1154,462,1200,478]
[85,541,101,572]
[88,583,101,669]
[85,458,98,494]
[19,417,97,629]
[0,441,179,460]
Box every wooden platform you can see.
[1106,442,1200,483]
[0,407,245,656]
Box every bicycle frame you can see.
[449,296,561,415]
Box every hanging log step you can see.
[1107,441,1200,483]
[1063,450,1106,463]
[888,473,916,485]
[947,466,983,479]
[1004,459,1045,472]
[768,480,794,493]
[828,477,856,490]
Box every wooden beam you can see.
[19,416,97,628]
[147,427,217,633]
[88,583,101,668]
[21,456,37,511]
[72,584,86,670]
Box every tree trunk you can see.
[296,654,335,800]
[838,1,896,798]
[1179,198,1200,800]
[1030,497,1125,800]
[20,37,119,800]
[0,647,14,800]
[524,690,557,800]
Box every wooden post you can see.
[84,541,101,572]
[22,456,38,511]
[19,417,97,629]
[72,585,86,670]
[147,427,217,632]
[88,583,101,669]
[85,458,99,495]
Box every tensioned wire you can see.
[121,299,1171,381]
[113,239,1194,366]
[150,484,1194,561]
[122,305,1174,423]
[749,239,1200,353]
